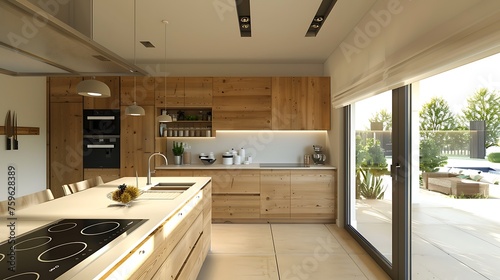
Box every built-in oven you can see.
[83,109,120,136]
[83,135,120,168]
[83,110,121,168]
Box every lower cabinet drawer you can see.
[212,194,260,220]
[152,213,203,279]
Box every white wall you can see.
[0,75,46,200]
[162,131,328,165]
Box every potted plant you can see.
[172,141,184,165]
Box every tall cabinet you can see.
[48,77,84,198]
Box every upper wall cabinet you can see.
[272,77,331,130]
[49,77,83,103]
[155,77,212,108]
[185,77,213,107]
[120,77,155,106]
[83,76,120,109]
[213,77,272,130]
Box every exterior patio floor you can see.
[356,189,500,279]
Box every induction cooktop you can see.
[0,218,147,279]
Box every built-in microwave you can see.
[83,109,120,136]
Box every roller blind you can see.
[327,0,500,108]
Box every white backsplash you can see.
[163,130,328,165]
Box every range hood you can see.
[0,0,147,76]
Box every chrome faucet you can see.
[147,152,168,185]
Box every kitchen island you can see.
[0,176,212,280]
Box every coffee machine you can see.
[312,145,327,165]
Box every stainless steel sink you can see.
[149,182,195,191]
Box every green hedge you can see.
[487,152,500,163]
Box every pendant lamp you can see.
[125,0,145,116]
[157,20,173,123]
[77,78,111,97]
[125,101,145,116]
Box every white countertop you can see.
[156,163,336,170]
[0,176,211,280]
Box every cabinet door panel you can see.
[291,170,336,219]
[120,106,155,176]
[213,77,272,130]
[212,194,260,219]
[211,170,260,194]
[120,77,155,106]
[260,170,291,218]
[49,77,83,103]
[155,77,185,107]
[49,102,83,198]
[185,77,212,107]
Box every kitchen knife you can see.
[5,110,11,150]
[13,112,18,150]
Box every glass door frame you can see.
[344,85,412,280]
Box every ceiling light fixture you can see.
[305,0,338,37]
[158,20,173,123]
[77,78,111,97]
[235,0,251,37]
[126,0,145,116]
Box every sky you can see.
[354,52,500,129]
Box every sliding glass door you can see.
[346,86,412,279]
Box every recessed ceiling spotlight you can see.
[306,0,338,37]
[235,0,251,37]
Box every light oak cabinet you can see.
[120,106,155,177]
[203,170,261,222]
[213,77,272,130]
[272,77,331,130]
[48,77,83,103]
[291,170,336,220]
[152,168,336,223]
[155,77,212,108]
[48,102,83,198]
[106,187,209,280]
[83,168,120,183]
[260,170,291,219]
[120,76,155,106]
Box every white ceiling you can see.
[93,0,377,66]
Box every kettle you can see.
[312,145,326,165]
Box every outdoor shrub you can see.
[419,138,448,172]
[357,168,386,199]
[487,152,500,163]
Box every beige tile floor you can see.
[197,224,390,280]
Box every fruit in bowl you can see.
[111,184,140,203]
